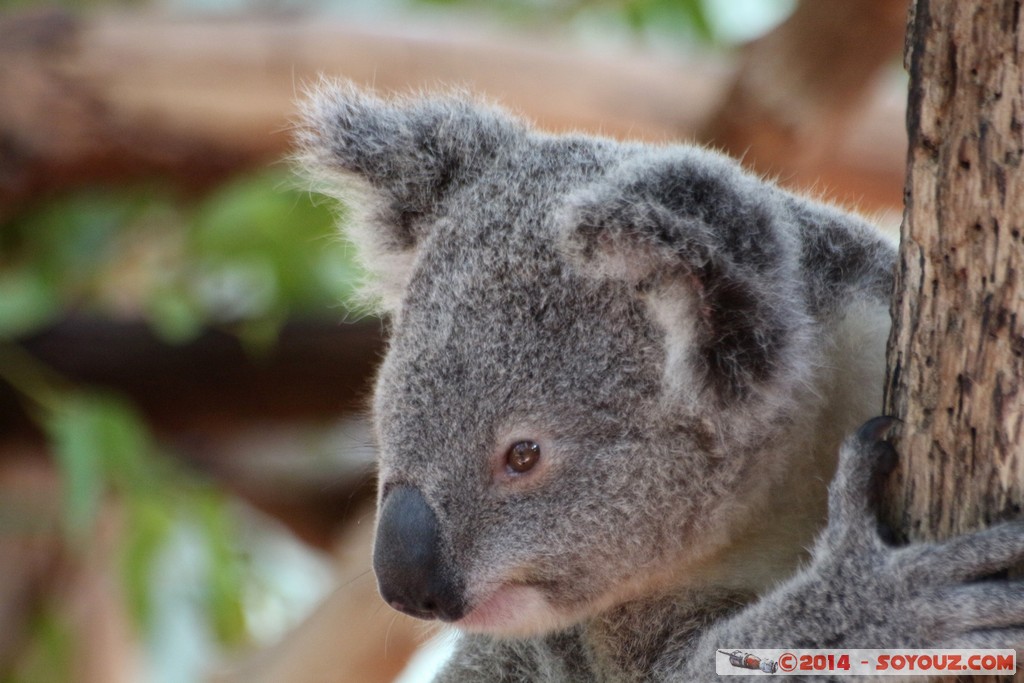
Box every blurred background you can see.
[0,1,908,681]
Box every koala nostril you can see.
[390,597,441,619]
[374,486,466,622]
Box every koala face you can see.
[299,83,821,637]
[370,194,708,635]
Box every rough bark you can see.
[884,1,1024,541]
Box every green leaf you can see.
[43,393,157,540]
[677,0,714,43]
[0,269,60,338]
[622,0,716,43]
[194,494,249,645]
[5,606,73,683]
[94,397,158,494]
[145,287,206,345]
[121,496,174,629]
[189,172,362,323]
[44,396,107,540]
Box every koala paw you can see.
[693,416,1024,672]
[823,415,900,544]
[806,416,1024,649]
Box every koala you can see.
[297,82,1024,681]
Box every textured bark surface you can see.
[885,0,1024,541]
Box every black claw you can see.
[854,417,902,543]
[866,438,898,506]
[875,518,900,546]
[856,415,901,443]
[872,439,899,478]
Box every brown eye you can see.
[507,441,541,474]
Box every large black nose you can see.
[373,485,465,621]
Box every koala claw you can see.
[854,415,900,443]
[824,416,899,545]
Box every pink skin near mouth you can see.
[454,584,558,636]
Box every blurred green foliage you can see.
[0,0,724,45]
[0,173,360,678]
[3,607,73,683]
[1,172,362,345]
[413,0,716,42]
[0,1,793,678]
[43,390,249,641]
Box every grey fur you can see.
[297,82,1024,681]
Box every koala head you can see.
[299,83,815,637]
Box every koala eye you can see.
[506,440,541,474]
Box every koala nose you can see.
[373,485,465,622]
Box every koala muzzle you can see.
[373,485,465,621]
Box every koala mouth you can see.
[454,583,559,636]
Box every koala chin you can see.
[455,585,560,636]
[298,82,1024,682]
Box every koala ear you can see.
[297,80,522,310]
[559,150,807,401]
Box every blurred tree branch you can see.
[702,0,909,205]
[0,318,382,549]
[1,7,905,221]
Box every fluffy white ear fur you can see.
[296,79,523,313]
[556,188,709,402]
[556,193,686,286]
[555,150,811,405]
[295,81,420,312]
[309,171,420,314]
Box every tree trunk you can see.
[885,0,1024,544]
